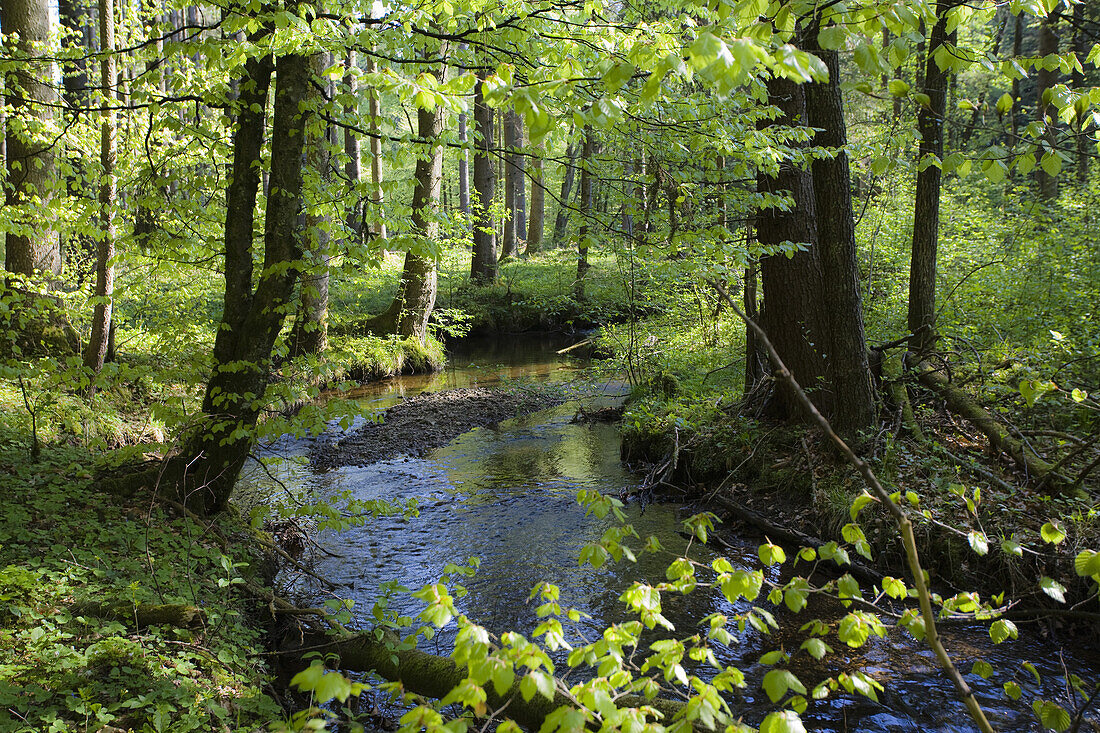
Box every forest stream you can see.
[235,336,1099,733]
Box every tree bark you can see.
[374,101,445,344]
[366,53,387,239]
[457,111,470,217]
[1036,15,1059,200]
[907,0,954,355]
[513,112,527,250]
[84,0,117,376]
[470,72,498,284]
[290,52,334,357]
[501,108,520,259]
[805,42,877,439]
[58,0,91,108]
[756,75,827,420]
[551,141,578,246]
[344,50,364,243]
[574,127,595,300]
[526,140,545,253]
[170,49,311,516]
[1072,3,1088,182]
[3,0,61,275]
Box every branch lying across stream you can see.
[708,280,996,733]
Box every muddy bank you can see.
[312,386,569,470]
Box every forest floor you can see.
[311,384,571,469]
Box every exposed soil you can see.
[311,386,569,470]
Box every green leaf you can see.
[1039,576,1067,603]
[1041,522,1066,544]
[758,542,787,566]
[971,660,994,679]
[996,92,1014,115]
[989,618,1018,644]
[1040,152,1063,178]
[968,532,989,556]
[1033,700,1072,732]
[800,638,831,660]
[762,669,806,703]
[1004,680,1023,700]
[1001,538,1023,558]
[1074,549,1100,577]
[888,79,910,97]
[817,26,847,51]
[760,710,807,733]
[849,493,875,521]
[1071,388,1088,403]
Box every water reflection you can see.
[236,338,1098,732]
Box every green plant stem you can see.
[709,280,995,733]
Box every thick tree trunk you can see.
[366,53,387,239]
[344,50,364,243]
[470,73,498,284]
[757,76,827,420]
[290,52,334,357]
[552,141,578,246]
[3,0,61,275]
[907,1,954,355]
[805,43,877,439]
[84,0,117,376]
[375,102,444,343]
[1036,16,1059,200]
[170,50,311,516]
[526,140,545,253]
[58,0,90,108]
[574,127,595,300]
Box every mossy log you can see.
[882,351,925,443]
[915,362,1082,498]
[72,601,206,628]
[287,629,702,731]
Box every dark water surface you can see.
[236,337,1098,732]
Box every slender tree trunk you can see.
[344,50,364,243]
[574,127,594,300]
[907,0,954,355]
[58,0,91,108]
[84,0,117,375]
[375,100,446,343]
[366,53,387,238]
[3,0,61,275]
[513,112,527,250]
[1011,14,1022,145]
[501,109,519,258]
[171,49,311,516]
[757,74,826,420]
[290,52,334,357]
[526,140,544,253]
[1072,3,1088,182]
[470,72,498,283]
[805,41,877,439]
[458,111,470,218]
[552,141,578,246]
[1036,15,1059,200]
[743,258,763,393]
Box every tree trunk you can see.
[1036,15,1059,200]
[907,0,954,355]
[375,101,445,344]
[84,0,117,376]
[3,0,61,276]
[1010,13,1022,144]
[526,140,545,253]
[457,111,470,218]
[575,127,595,300]
[501,108,519,258]
[58,0,91,108]
[743,258,763,394]
[290,52,334,357]
[1072,3,1088,183]
[513,112,527,250]
[805,42,877,440]
[470,72,498,284]
[344,50,364,243]
[757,75,826,421]
[552,141,578,246]
[366,53,387,239]
[169,49,311,516]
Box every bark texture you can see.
[3,0,61,275]
[526,140,545,252]
[574,127,595,299]
[366,53,387,239]
[805,43,877,439]
[169,50,311,515]
[907,0,954,355]
[1036,16,1059,200]
[470,73,498,283]
[552,142,578,245]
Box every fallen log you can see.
[71,601,206,628]
[284,628,706,731]
[914,362,1083,498]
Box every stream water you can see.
[237,336,1099,732]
